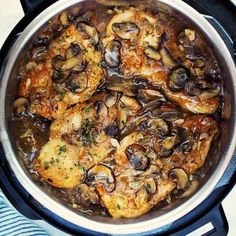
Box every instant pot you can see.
[0,0,236,235]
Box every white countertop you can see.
[0,0,236,235]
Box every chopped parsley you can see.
[59,145,67,154]
[78,119,97,146]
[139,138,147,145]
[119,102,126,109]
[44,161,50,170]
[78,165,85,172]
[85,94,91,100]
[50,158,55,165]
[145,183,152,193]
[84,106,91,113]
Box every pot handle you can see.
[170,203,228,236]
[19,0,54,14]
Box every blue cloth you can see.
[0,190,48,236]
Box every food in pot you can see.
[13,2,222,218]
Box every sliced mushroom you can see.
[125,144,149,171]
[107,84,137,97]
[31,46,47,61]
[178,31,189,45]
[177,137,193,154]
[65,43,83,59]
[112,22,140,40]
[154,142,174,158]
[106,74,137,96]
[145,178,157,194]
[168,67,189,91]
[52,70,71,84]
[162,136,177,150]
[199,132,209,140]
[52,55,65,71]
[104,40,121,68]
[119,95,140,116]
[184,80,201,96]
[110,138,120,149]
[146,118,169,135]
[59,57,82,71]
[152,106,183,122]
[96,101,108,117]
[169,168,188,189]
[195,59,205,68]
[104,93,118,107]
[144,47,161,60]
[178,179,199,198]
[105,124,119,138]
[87,165,115,192]
[137,89,166,104]
[140,164,160,177]
[52,46,86,72]
[77,184,99,205]
[198,86,220,99]
[13,98,29,115]
[76,22,99,45]
[59,11,69,27]
[184,29,196,41]
[160,48,177,69]
[65,72,88,93]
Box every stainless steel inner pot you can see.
[0,0,236,234]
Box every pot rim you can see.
[1,0,236,234]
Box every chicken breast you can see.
[34,138,84,188]
[103,7,220,114]
[34,92,141,188]
[98,177,175,218]
[20,20,104,119]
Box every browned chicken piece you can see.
[34,139,84,188]
[103,8,220,114]
[89,112,218,218]
[20,21,104,120]
[87,132,175,218]
[34,92,141,188]
[98,177,175,218]
[166,115,218,174]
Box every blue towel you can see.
[0,190,48,236]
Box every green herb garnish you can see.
[84,106,91,113]
[59,145,67,154]
[145,183,152,193]
[44,161,50,170]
